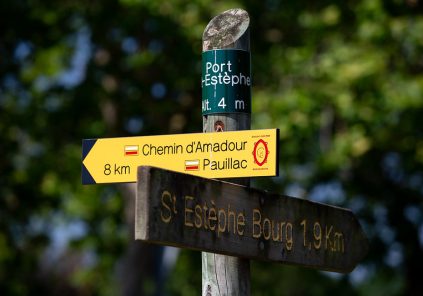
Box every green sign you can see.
[202,49,251,115]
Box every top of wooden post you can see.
[201,8,252,296]
[202,8,250,51]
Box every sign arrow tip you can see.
[81,163,96,185]
[82,139,97,160]
[81,139,98,184]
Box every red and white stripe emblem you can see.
[185,160,199,171]
[124,145,139,156]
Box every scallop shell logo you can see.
[253,139,269,167]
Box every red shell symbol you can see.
[253,139,269,167]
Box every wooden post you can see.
[202,8,251,296]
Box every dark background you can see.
[1,0,423,295]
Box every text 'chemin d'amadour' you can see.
[82,129,278,184]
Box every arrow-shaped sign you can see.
[82,129,279,184]
[136,166,369,273]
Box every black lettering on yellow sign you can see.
[203,158,247,170]
[142,143,183,156]
[104,163,130,175]
[185,140,247,153]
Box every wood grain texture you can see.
[202,8,251,296]
[136,166,369,274]
[202,8,250,51]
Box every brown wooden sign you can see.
[135,166,368,273]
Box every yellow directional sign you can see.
[82,129,279,184]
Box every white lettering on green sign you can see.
[201,49,251,115]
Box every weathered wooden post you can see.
[201,8,251,296]
[83,7,369,295]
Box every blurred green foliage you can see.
[1,0,423,295]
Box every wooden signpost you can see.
[201,8,252,295]
[136,166,369,273]
[82,7,369,296]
